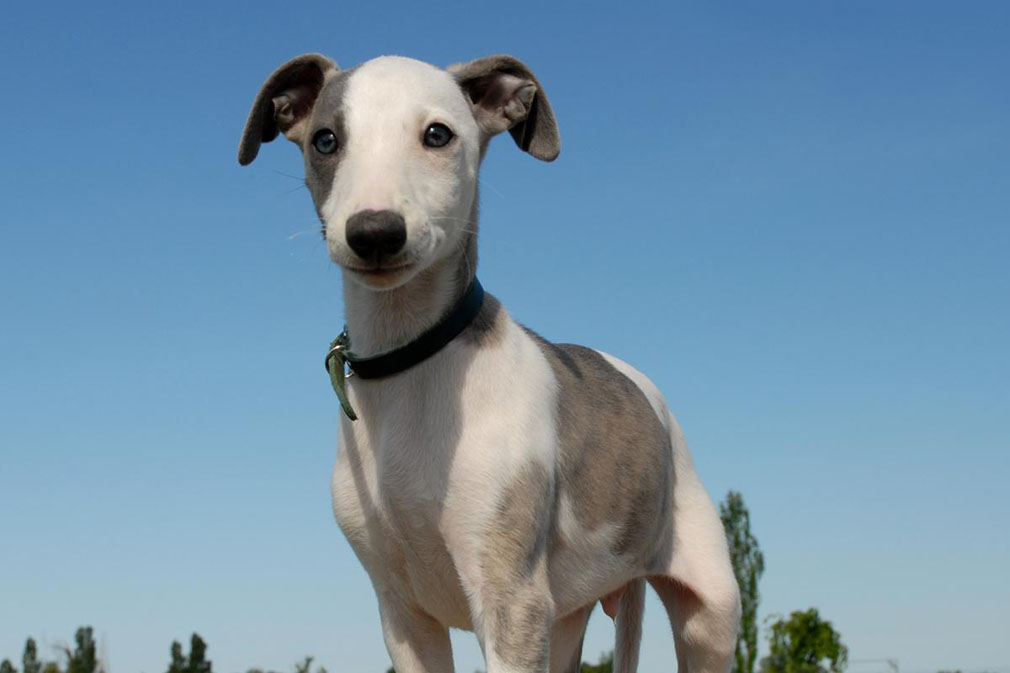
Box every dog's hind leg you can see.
[549,605,593,673]
[376,589,455,673]
[613,577,645,673]
[649,413,740,673]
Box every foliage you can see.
[294,657,325,673]
[248,655,329,673]
[59,627,99,673]
[760,609,848,673]
[720,491,765,673]
[168,641,186,673]
[22,640,41,673]
[166,634,211,673]
[1,659,18,673]
[581,651,614,673]
[388,666,485,673]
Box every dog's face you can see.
[239,54,560,290]
[307,58,481,289]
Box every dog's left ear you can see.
[238,53,339,165]
[449,55,560,161]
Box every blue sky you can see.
[1,1,1008,672]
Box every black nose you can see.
[345,209,407,261]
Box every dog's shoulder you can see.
[517,325,674,558]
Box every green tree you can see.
[720,490,765,673]
[167,642,186,673]
[167,634,210,673]
[187,635,210,673]
[581,651,614,673]
[761,609,848,673]
[2,659,19,673]
[23,639,42,673]
[62,628,98,673]
[294,658,325,673]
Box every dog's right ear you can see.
[450,55,560,162]
[238,53,339,165]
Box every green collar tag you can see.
[325,331,358,421]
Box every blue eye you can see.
[312,129,338,154]
[423,123,454,148]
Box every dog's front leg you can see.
[448,463,556,673]
[476,570,554,673]
[376,587,455,673]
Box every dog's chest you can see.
[334,453,474,628]
[384,488,474,628]
[331,372,476,628]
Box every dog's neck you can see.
[341,203,480,358]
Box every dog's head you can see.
[238,54,560,290]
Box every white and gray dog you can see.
[239,53,739,673]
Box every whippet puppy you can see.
[238,53,740,673]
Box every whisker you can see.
[478,177,505,200]
[287,227,322,240]
[455,234,474,281]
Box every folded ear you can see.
[449,55,560,161]
[238,53,339,165]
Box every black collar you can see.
[325,278,486,420]
[345,277,485,378]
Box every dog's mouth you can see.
[345,261,413,275]
[343,260,416,288]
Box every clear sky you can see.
[2,2,1008,673]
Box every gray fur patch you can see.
[527,330,672,564]
[460,293,506,348]
[303,68,356,217]
[482,463,554,670]
[485,462,553,579]
[492,594,552,671]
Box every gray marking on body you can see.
[484,462,554,580]
[482,462,554,670]
[493,593,552,671]
[525,329,672,563]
